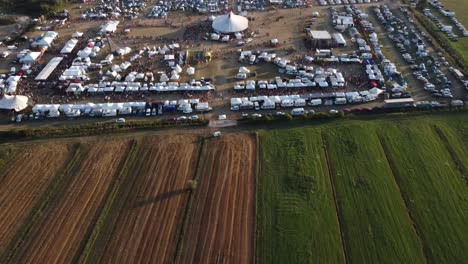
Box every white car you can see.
[116,118,126,123]
[218,114,227,120]
[189,115,199,121]
[329,109,339,114]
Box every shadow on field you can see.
[134,189,187,208]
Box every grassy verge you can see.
[324,125,426,263]
[0,145,17,181]
[377,121,468,263]
[0,119,208,142]
[256,129,344,263]
[174,138,206,264]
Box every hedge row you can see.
[0,119,208,141]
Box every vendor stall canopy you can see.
[212,12,248,33]
[0,95,29,112]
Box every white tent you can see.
[174,64,182,73]
[35,57,63,81]
[369,87,384,95]
[187,66,195,75]
[239,66,250,73]
[72,32,84,38]
[100,21,119,33]
[20,52,41,64]
[170,70,180,80]
[0,95,29,111]
[212,12,249,33]
[61,39,78,54]
[160,73,169,82]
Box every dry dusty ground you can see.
[179,133,256,264]
[0,143,73,254]
[90,135,200,264]
[9,139,130,264]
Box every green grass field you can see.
[377,120,468,263]
[324,125,425,263]
[256,129,345,264]
[256,113,468,263]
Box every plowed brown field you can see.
[179,134,256,264]
[92,135,200,264]
[0,144,73,254]
[10,140,130,264]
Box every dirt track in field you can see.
[0,144,73,254]
[179,134,256,264]
[10,140,130,264]
[94,135,200,264]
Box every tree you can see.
[416,0,428,10]
[187,180,198,191]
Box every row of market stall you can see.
[318,0,381,5]
[31,99,212,118]
[234,71,346,90]
[65,81,215,94]
[230,88,382,110]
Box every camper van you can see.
[291,108,305,116]
[254,102,260,111]
[102,109,117,117]
[281,99,294,108]
[294,99,306,107]
[308,99,322,106]
[335,97,347,105]
[261,101,276,110]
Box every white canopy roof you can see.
[187,66,195,75]
[35,57,63,81]
[0,95,29,112]
[212,12,248,33]
[239,66,250,73]
[20,52,41,63]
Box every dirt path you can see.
[178,134,256,264]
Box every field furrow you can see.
[0,144,73,254]
[91,135,199,264]
[10,140,130,264]
[179,134,255,264]
[324,125,426,264]
[378,122,468,263]
[256,129,345,264]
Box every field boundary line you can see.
[74,140,138,264]
[253,132,260,264]
[432,126,468,183]
[174,137,206,264]
[376,134,430,263]
[320,131,349,264]
[0,143,87,263]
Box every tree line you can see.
[0,0,68,17]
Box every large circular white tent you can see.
[212,12,248,33]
